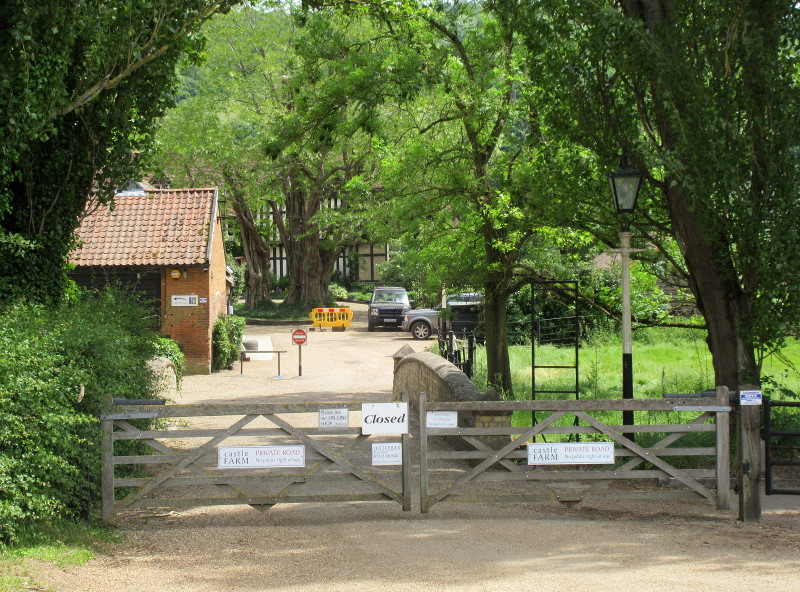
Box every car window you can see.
[372,289,409,304]
[446,293,482,305]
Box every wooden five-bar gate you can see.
[419,387,731,512]
[101,394,411,520]
[101,388,734,520]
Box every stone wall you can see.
[392,349,511,448]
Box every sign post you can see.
[292,328,307,376]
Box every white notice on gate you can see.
[372,443,402,466]
[527,442,615,465]
[319,408,349,428]
[362,402,408,435]
[218,446,305,468]
[426,411,458,428]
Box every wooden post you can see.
[419,393,429,513]
[100,417,115,521]
[715,386,731,510]
[401,390,412,512]
[737,384,761,522]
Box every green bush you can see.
[328,283,349,300]
[212,315,246,371]
[227,256,246,303]
[347,291,372,303]
[0,288,163,545]
[153,337,185,385]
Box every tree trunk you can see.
[664,183,758,388]
[621,0,761,388]
[483,287,512,395]
[482,233,514,395]
[273,181,339,306]
[224,172,272,309]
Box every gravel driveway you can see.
[37,303,800,591]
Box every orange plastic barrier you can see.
[310,307,353,329]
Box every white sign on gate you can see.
[372,443,403,466]
[527,442,615,465]
[426,411,458,428]
[361,402,408,435]
[319,408,349,428]
[218,445,305,468]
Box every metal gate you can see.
[101,396,411,520]
[764,396,800,495]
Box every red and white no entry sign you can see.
[292,328,308,345]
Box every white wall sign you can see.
[740,390,762,406]
[218,446,305,468]
[426,411,458,428]
[527,442,615,465]
[362,402,408,435]
[319,408,349,428]
[372,443,403,466]
[171,295,198,307]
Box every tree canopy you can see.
[533,0,800,386]
[0,0,237,303]
[3,0,798,393]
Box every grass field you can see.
[470,328,800,434]
[473,328,800,401]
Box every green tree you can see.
[0,0,237,304]
[533,0,800,388]
[153,4,414,306]
[360,0,598,393]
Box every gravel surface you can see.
[36,303,800,591]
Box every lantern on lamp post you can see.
[608,151,643,437]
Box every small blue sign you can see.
[739,390,762,406]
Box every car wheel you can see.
[368,322,375,332]
[410,321,431,340]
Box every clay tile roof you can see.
[71,188,219,267]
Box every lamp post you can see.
[608,151,643,438]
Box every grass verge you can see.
[0,520,119,592]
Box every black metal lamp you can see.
[608,151,643,215]
[608,149,643,441]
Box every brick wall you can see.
[159,219,230,375]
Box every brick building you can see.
[70,186,232,374]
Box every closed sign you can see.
[361,402,408,435]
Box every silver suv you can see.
[368,286,411,331]
[401,292,482,340]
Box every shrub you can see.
[0,288,162,544]
[227,256,246,303]
[212,315,246,371]
[154,337,185,385]
[328,283,349,301]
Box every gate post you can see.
[401,390,412,512]
[419,393,429,513]
[100,416,115,521]
[715,386,731,510]
[737,383,761,522]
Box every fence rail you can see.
[437,331,476,378]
